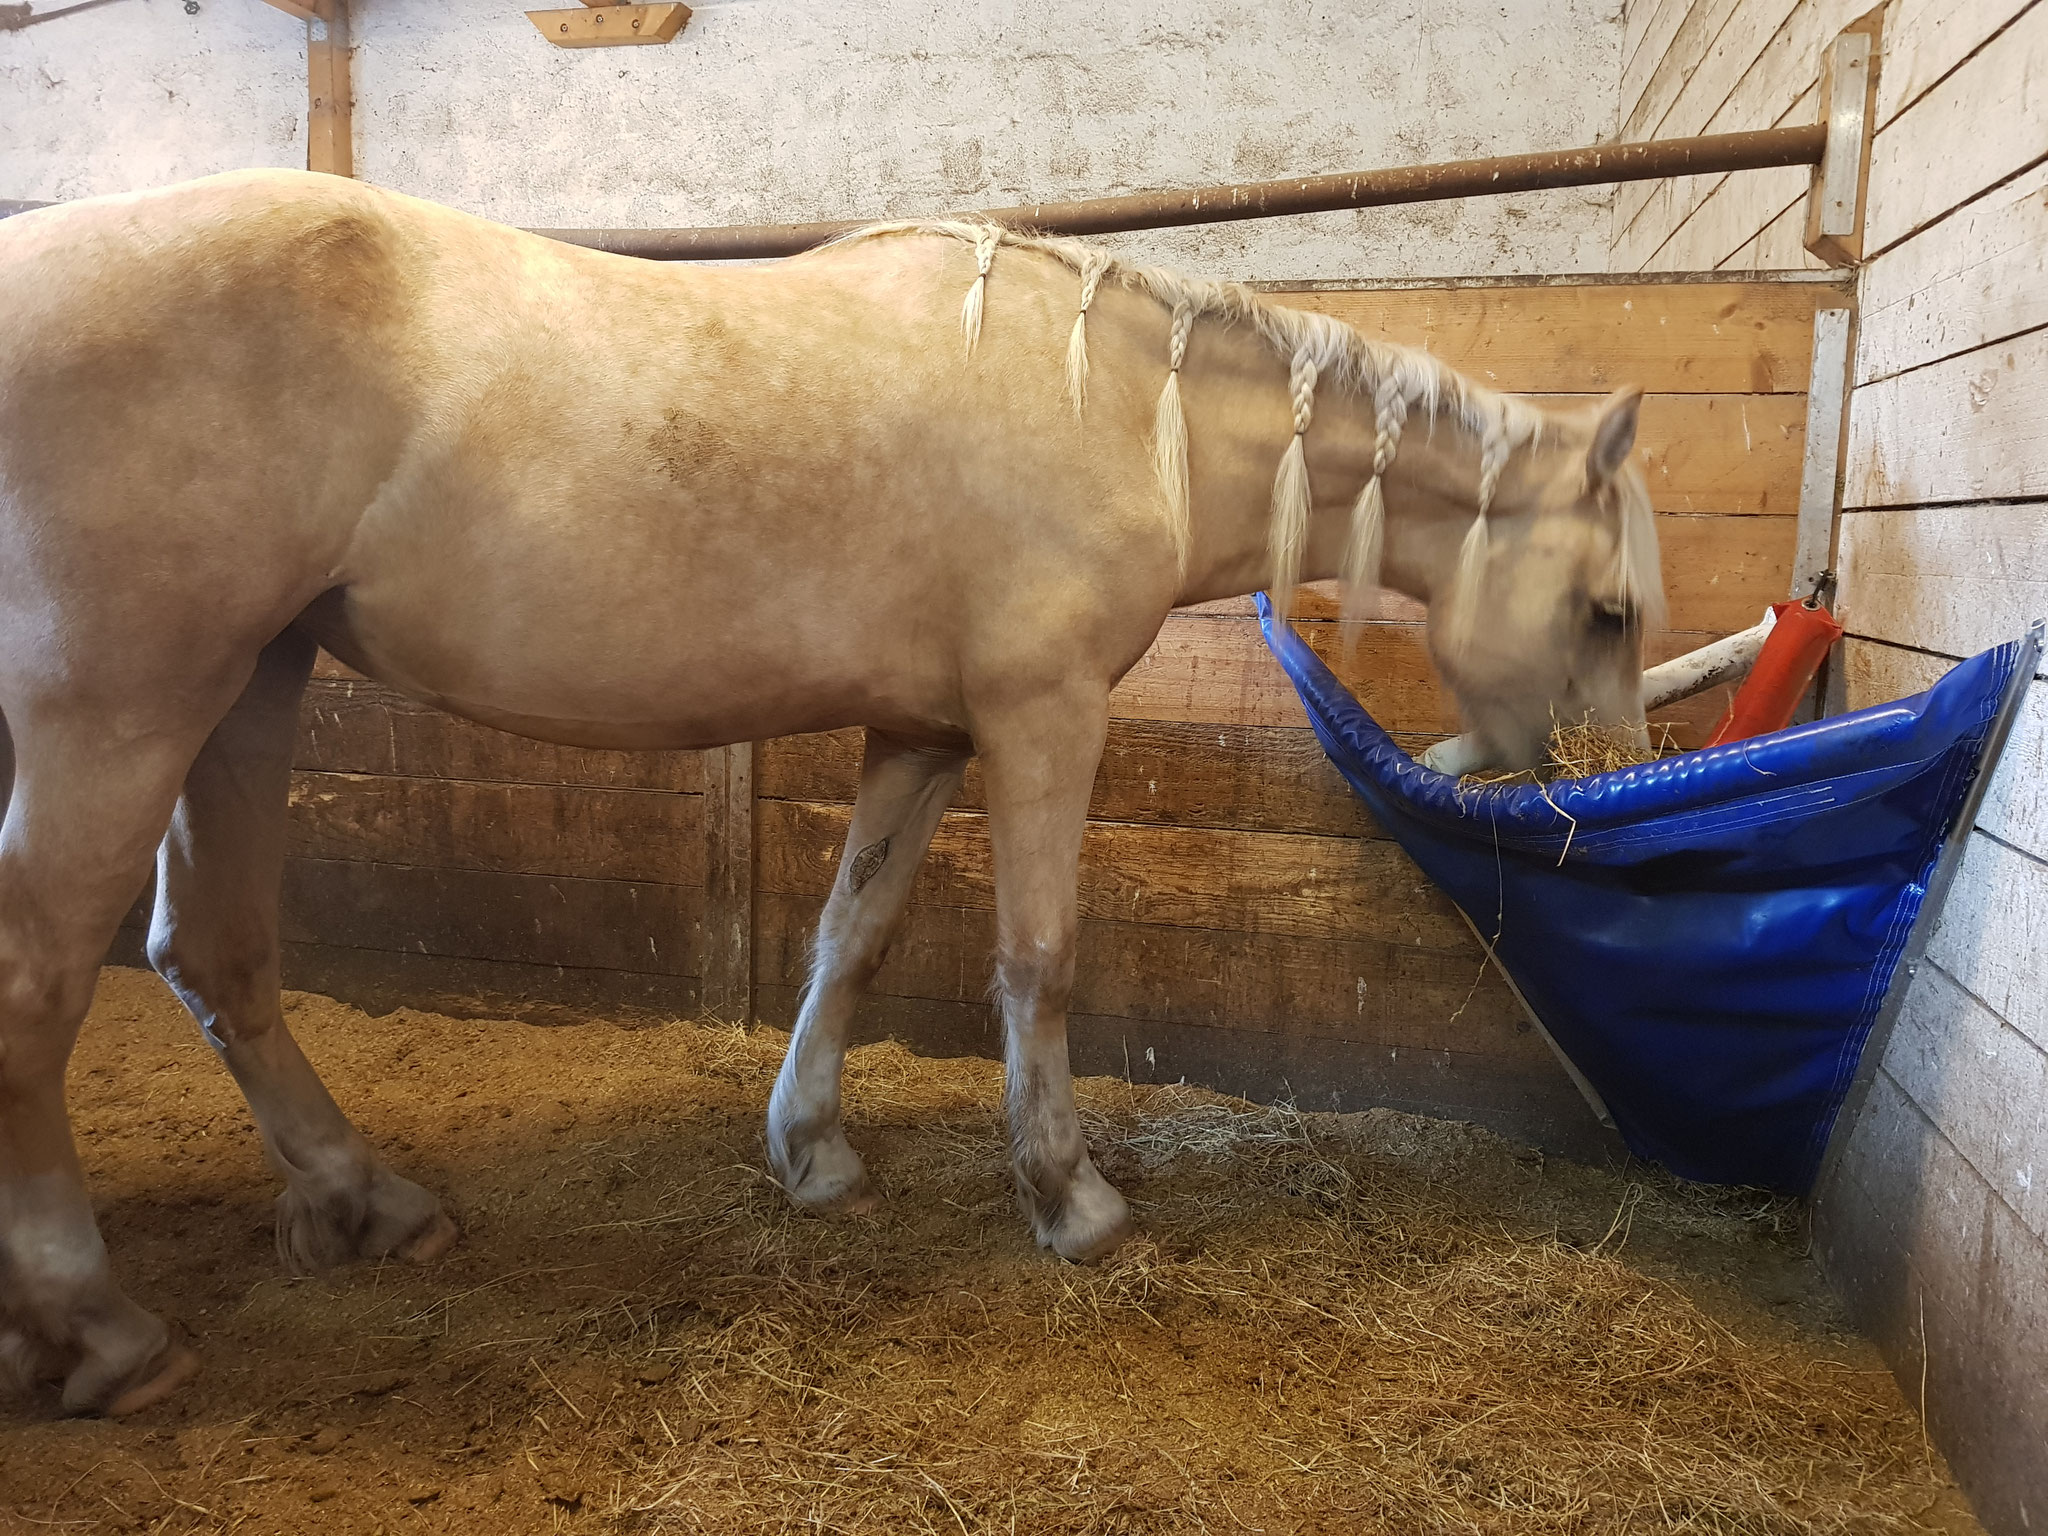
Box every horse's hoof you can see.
[0,1323,64,1399]
[105,1343,202,1417]
[275,1166,454,1274]
[401,1211,461,1264]
[774,1130,878,1215]
[47,1308,197,1418]
[1036,1166,1133,1264]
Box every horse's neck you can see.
[1371,420,1493,607]
[1175,358,1488,610]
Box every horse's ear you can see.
[1588,386,1643,484]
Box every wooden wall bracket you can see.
[1804,9,1884,266]
[529,0,688,48]
[251,0,351,176]
[306,0,351,178]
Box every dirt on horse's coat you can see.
[0,171,1660,1415]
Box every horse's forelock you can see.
[1613,466,1666,631]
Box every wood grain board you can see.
[1843,331,2048,507]
[1621,0,1747,145]
[287,772,705,885]
[1615,0,1861,257]
[1622,0,1696,129]
[1836,503,2048,657]
[1863,0,2048,254]
[1855,159,2048,386]
[1922,832,2048,1058]
[1882,959,2048,1243]
[1734,194,1831,271]
[1815,1069,2048,1536]
[757,722,1382,838]
[1873,0,2038,127]
[1267,283,1836,394]
[280,858,704,976]
[750,894,1536,1053]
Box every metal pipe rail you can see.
[533,123,1828,262]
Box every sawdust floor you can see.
[0,967,1984,1535]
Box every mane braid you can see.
[1065,250,1112,415]
[1266,347,1318,624]
[831,220,1551,605]
[1339,378,1409,643]
[1152,302,1196,578]
[1444,415,1514,658]
[960,226,1000,353]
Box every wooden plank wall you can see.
[1621,0,2048,1523]
[1614,0,1874,272]
[1801,2,2048,1530]
[174,275,1840,1164]
[1620,6,2048,1521]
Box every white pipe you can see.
[1418,733,1495,775]
[1640,608,1777,710]
[1417,609,1777,775]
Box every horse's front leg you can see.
[768,729,968,1212]
[978,690,1132,1262]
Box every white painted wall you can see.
[0,0,305,199]
[3,0,1623,280]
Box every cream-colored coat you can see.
[0,171,1657,1414]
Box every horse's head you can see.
[1424,388,1665,774]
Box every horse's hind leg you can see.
[767,730,967,1211]
[146,630,455,1274]
[0,701,214,1414]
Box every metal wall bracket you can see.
[1793,307,1855,600]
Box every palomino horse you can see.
[0,171,1662,1414]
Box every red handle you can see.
[1703,600,1844,748]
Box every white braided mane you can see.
[829,221,1657,635]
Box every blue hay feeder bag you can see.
[1256,594,2040,1193]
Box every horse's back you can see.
[0,177,1173,739]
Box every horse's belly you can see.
[295,582,958,752]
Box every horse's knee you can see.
[0,951,94,1032]
[0,941,98,1095]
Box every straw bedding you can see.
[0,969,1980,1535]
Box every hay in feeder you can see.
[1462,715,1678,789]
[0,969,1980,1536]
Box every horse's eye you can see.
[1591,599,1630,631]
